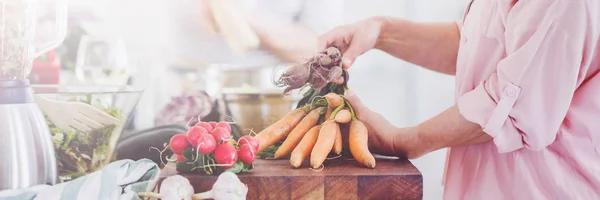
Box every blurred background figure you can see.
[151,0,344,133]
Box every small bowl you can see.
[31,84,142,182]
[222,87,302,135]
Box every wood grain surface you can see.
[159,156,423,200]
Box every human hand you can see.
[344,90,401,157]
[318,17,387,69]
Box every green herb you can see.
[173,146,254,175]
[257,144,282,159]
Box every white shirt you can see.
[165,0,343,67]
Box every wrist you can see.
[393,126,425,159]
[370,16,390,50]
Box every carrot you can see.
[289,125,321,168]
[331,124,343,155]
[334,109,351,124]
[274,107,325,159]
[349,120,376,168]
[255,106,309,153]
[310,120,339,168]
[325,93,343,108]
[329,104,345,155]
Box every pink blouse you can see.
[443,0,600,199]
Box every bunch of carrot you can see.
[254,93,376,169]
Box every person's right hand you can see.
[318,17,387,69]
[344,90,399,157]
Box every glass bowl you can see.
[31,84,142,182]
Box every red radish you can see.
[238,144,255,164]
[176,154,185,162]
[214,143,238,169]
[196,133,217,154]
[169,134,190,154]
[237,136,259,152]
[211,127,231,142]
[214,121,231,132]
[187,126,209,147]
[194,122,214,134]
[208,121,218,129]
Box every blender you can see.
[0,0,67,190]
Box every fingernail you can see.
[345,89,355,97]
[342,58,352,66]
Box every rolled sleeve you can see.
[457,1,588,153]
[455,20,463,31]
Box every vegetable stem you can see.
[329,104,345,120]
[341,96,357,120]
[138,192,161,199]
[301,104,312,113]
[192,192,212,200]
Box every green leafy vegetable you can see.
[173,145,254,176]
[257,144,284,159]
[47,95,122,182]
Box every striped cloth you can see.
[0,159,160,200]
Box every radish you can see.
[176,154,185,162]
[170,134,190,154]
[214,121,231,133]
[187,126,209,147]
[196,133,217,154]
[211,127,231,142]
[208,121,218,129]
[237,144,255,164]
[213,143,238,169]
[237,136,259,152]
[195,122,214,134]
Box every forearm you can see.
[395,105,492,159]
[247,15,319,64]
[374,17,460,75]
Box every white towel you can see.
[0,159,160,200]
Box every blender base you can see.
[0,79,58,190]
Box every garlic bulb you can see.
[159,175,195,200]
[193,172,248,200]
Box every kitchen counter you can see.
[158,155,423,200]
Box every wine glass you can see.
[75,35,131,86]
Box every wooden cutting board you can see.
[158,156,423,200]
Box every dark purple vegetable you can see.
[277,47,346,94]
[155,91,214,126]
[318,55,332,66]
[328,66,343,82]
[277,64,311,94]
[325,47,341,59]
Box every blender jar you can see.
[0,0,67,190]
[0,0,67,81]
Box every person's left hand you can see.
[344,90,403,157]
[199,0,249,35]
